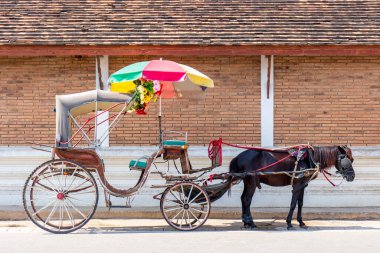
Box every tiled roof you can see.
[1,0,380,46]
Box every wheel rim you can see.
[161,182,210,231]
[23,160,98,233]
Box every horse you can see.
[227,145,355,229]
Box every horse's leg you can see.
[297,186,307,228]
[241,176,257,229]
[286,185,302,230]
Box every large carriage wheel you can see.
[23,159,99,234]
[160,182,210,231]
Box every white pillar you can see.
[96,55,110,147]
[261,55,274,147]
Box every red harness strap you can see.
[220,140,313,152]
[208,138,223,165]
[255,154,293,172]
[322,170,336,187]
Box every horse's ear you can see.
[338,145,347,154]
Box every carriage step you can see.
[151,184,172,188]
[108,205,132,209]
[130,167,145,171]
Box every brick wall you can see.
[275,56,380,146]
[109,56,261,146]
[0,56,95,145]
[0,56,261,146]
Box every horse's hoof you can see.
[243,222,257,230]
[287,224,294,230]
[299,223,308,229]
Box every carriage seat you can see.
[162,139,191,173]
[162,140,187,149]
[129,160,147,170]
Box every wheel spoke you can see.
[163,198,181,205]
[66,178,92,193]
[34,173,59,192]
[169,190,183,204]
[48,165,62,192]
[65,165,79,191]
[38,176,59,193]
[170,208,184,221]
[65,198,87,219]
[188,208,201,225]
[188,191,203,204]
[191,201,209,206]
[44,200,59,227]
[186,210,191,228]
[31,184,56,194]
[190,207,208,214]
[66,196,93,206]
[31,198,57,217]
[187,185,193,204]
[58,202,64,230]
[31,195,57,202]
[63,201,75,228]
[180,184,185,203]
[179,209,185,228]
[164,206,182,212]
[55,162,64,192]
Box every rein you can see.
[220,139,313,152]
[322,170,336,187]
[321,169,343,187]
[208,138,308,173]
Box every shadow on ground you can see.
[77,220,380,234]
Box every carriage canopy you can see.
[55,90,131,146]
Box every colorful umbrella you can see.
[108,59,214,144]
[108,59,214,98]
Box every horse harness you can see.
[208,139,348,188]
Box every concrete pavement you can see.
[2,206,380,220]
[0,219,379,253]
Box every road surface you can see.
[0,219,379,253]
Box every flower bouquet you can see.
[129,78,161,115]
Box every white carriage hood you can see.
[55,90,131,147]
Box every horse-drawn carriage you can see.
[23,60,356,233]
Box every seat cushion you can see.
[163,140,187,146]
[129,160,147,169]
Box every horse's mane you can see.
[313,146,338,170]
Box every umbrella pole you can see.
[159,95,162,146]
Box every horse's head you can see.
[335,145,355,182]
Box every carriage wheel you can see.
[160,182,210,231]
[23,159,98,234]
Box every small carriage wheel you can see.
[160,182,211,231]
[23,159,98,234]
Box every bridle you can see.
[319,146,354,187]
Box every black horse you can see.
[227,145,355,229]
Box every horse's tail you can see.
[229,156,239,173]
[205,158,239,202]
[226,157,240,197]
[206,176,238,202]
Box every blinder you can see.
[338,154,352,173]
[336,146,354,181]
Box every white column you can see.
[96,55,110,147]
[260,55,274,147]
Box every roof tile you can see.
[1,0,380,45]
